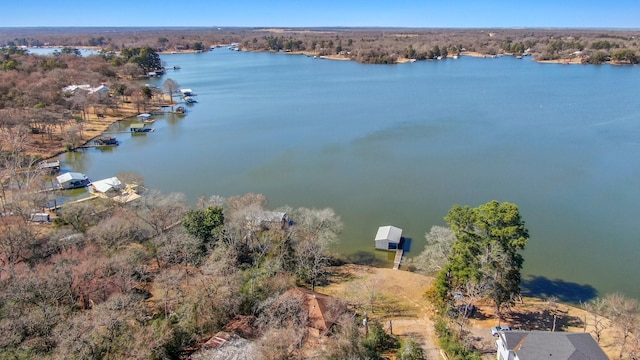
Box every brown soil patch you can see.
[318,264,440,360]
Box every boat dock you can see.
[393,238,405,270]
[45,194,99,211]
[393,248,404,270]
[374,225,407,270]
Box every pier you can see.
[45,194,99,211]
[393,245,404,270]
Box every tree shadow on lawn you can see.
[521,275,598,304]
[342,251,386,266]
[504,308,584,332]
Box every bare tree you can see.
[581,297,609,343]
[127,190,187,237]
[0,219,39,279]
[546,296,560,332]
[408,225,455,274]
[605,293,639,360]
[290,207,342,290]
[162,78,180,110]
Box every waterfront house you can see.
[88,84,109,99]
[496,331,608,360]
[374,225,403,250]
[62,84,91,94]
[246,211,289,230]
[56,172,90,189]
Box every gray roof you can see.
[501,331,608,360]
[56,172,87,183]
[375,225,402,243]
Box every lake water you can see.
[61,50,640,301]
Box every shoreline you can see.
[30,98,172,160]
[46,44,589,66]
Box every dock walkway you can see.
[393,247,404,270]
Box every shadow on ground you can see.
[505,307,584,332]
[521,275,598,304]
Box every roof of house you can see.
[193,331,261,360]
[89,177,122,193]
[56,172,88,183]
[223,315,259,340]
[500,331,608,360]
[62,84,91,93]
[88,84,109,94]
[285,287,345,333]
[375,225,403,243]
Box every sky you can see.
[2,0,639,29]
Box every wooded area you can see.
[1,27,639,64]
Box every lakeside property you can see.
[4,45,640,300]
[2,47,640,358]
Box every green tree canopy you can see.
[182,206,224,245]
[439,200,529,320]
[120,46,162,72]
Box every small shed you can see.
[30,213,50,222]
[375,225,403,250]
[56,172,90,189]
[37,160,60,173]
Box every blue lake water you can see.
[62,50,640,300]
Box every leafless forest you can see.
[2,27,640,63]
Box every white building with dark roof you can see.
[56,172,90,189]
[496,331,608,360]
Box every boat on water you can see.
[180,88,194,97]
[95,136,118,146]
[129,123,153,133]
[136,113,155,123]
[184,96,197,104]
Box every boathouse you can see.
[56,172,90,190]
[374,225,402,250]
[129,123,151,132]
[88,176,123,195]
[37,160,60,173]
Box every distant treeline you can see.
[1,27,639,64]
